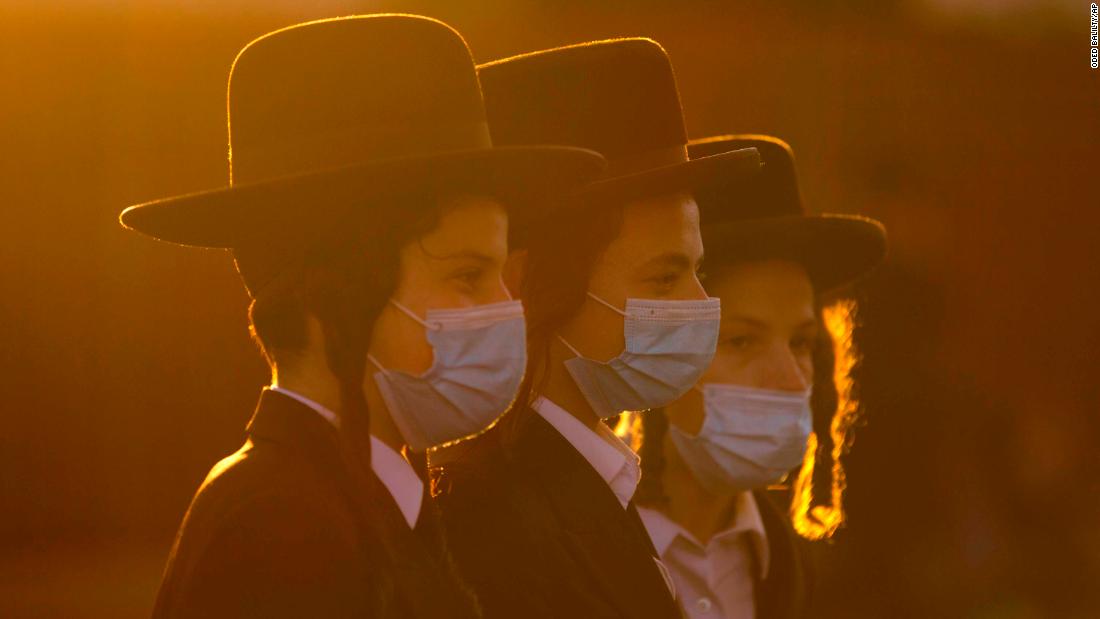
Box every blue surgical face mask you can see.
[558,293,720,419]
[369,299,526,452]
[669,383,812,494]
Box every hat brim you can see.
[703,214,887,293]
[575,146,762,204]
[119,145,605,248]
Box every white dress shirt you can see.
[637,492,770,619]
[267,386,424,528]
[532,396,677,597]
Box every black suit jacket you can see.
[432,405,683,619]
[152,389,480,619]
[752,488,815,619]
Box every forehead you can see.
[417,194,509,256]
[707,260,816,321]
[599,192,701,266]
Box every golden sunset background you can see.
[0,1,1097,617]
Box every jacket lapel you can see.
[753,489,807,619]
[511,407,681,619]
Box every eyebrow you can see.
[637,251,701,272]
[723,314,768,328]
[428,248,498,264]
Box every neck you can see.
[272,357,342,417]
[660,437,739,544]
[539,338,602,431]
[363,374,409,454]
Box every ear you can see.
[503,248,528,298]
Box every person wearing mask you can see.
[431,39,761,619]
[628,135,886,619]
[119,15,604,619]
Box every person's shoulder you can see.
[178,439,356,553]
[156,443,370,619]
[430,423,526,513]
[433,426,525,528]
[200,435,343,504]
[431,421,553,556]
[159,489,371,619]
[433,421,507,473]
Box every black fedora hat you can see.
[476,39,761,214]
[118,15,605,290]
[691,135,886,293]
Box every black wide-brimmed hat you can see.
[476,39,761,217]
[691,135,886,293]
[118,15,605,294]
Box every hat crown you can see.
[228,15,492,185]
[691,134,887,292]
[689,135,803,222]
[478,38,689,175]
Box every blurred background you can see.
[1,0,1097,617]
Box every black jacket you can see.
[753,488,815,619]
[432,405,683,619]
[152,389,480,619]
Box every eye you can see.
[648,271,679,292]
[790,334,817,357]
[451,267,485,289]
[724,334,754,350]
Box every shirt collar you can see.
[532,396,641,508]
[269,385,340,427]
[266,386,423,528]
[636,491,771,579]
[368,435,424,529]
[637,505,680,557]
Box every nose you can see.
[761,344,811,393]
[492,276,513,303]
[681,272,709,301]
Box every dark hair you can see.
[247,195,478,615]
[499,199,625,437]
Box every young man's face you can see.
[665,259,816,434]
[558,191,708,362]
[368,194,511,375]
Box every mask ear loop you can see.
[556,334,584,359]
[586,291,627,316]
[366,354,390,376]
[388,298,440,330]
[556,292,626,360]
[368,299,441,375]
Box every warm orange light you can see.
[790,298,859,541]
